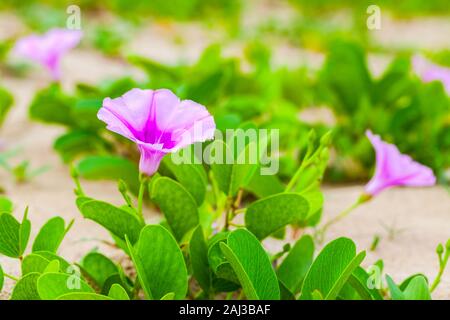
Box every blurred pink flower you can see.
[14,28,83,80]
[412,55,450,95]
[365,130,436,196]
[98,88,215,175]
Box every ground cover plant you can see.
[0,0,449,302]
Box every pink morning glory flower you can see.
[365,130,436,196]
[98,88,216,176]
[14,28,83,80]
[412,55,450,95]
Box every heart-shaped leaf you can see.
[245,193,309,240]
[220,229,280,300]
[127,225,188,300]
[150,177,199,242]
[300,237,366,300]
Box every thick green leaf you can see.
[220,229,280,300]
[54,130,107,163]
[32,217,72,253]
[150,177,199,242]
[44,260,61,273]
[29,84,75,126]
[403,275,431,300]
[78,199,143,244]
[386,275,405,300]
[160,292,175,300]
[189,226,212,294]
[57,292,112,300]
[210,140,258,197]
[37,272,94,300]
[300,237,366,300]
[108,284,130,300]
[0,196,13,213]
[0,86,13,126]
[161,157,207,205]
[245,172,284,198]
[342,267,383,300]
[76,155,140,194]
[19,210,31,257]
[277,235,314,294]
[22,254,51,275]
[33,251,71,272]
[0,264,3,292]
[10,272,41,300]
[245,193,309,240]
[80,252,118,288]
[127,225,188,300]
[0,212,21,258]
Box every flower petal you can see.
[365,130,436,195]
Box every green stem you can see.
[4,273,19,281]
[430,248,450,292]
[137,175,148,223]
[317,194,371,242]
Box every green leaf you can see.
[189,226,212,294]
[76,155,140,194]
[245,172,284,198]
[127,225,188,300]
[0,264,4,292]
[386,275,405,300]
[57,292,112,300]
[161,157,207,205]
[220,229,280,300]
[37,272,94,300]
[0,212,22,258]
[160,292,175,300]
[54,130,107,163]
[32,217,72,253]
[22,254,51,275]
[78,198,143,244]
[19,208,31,256]
[29,84,75,126]
[108,284,130,300]
[245,193,309,240]
[344,267,383,300]
[33,251,71,272]
[80,252,119,288]
[0,196,13,213]
[300,237,366,300]
[277,235,314,294]
[11,272,41,300]
[0,86,13,126]
[209,140,258,197]
[150,177,199,242]
[43,260,61,273]
[403,275,431,300]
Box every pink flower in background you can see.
[412,55,450,95]
[14,28,83,80]
[98,88,215,175]
[365,130,436,196]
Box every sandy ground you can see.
[0,4,449,299]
